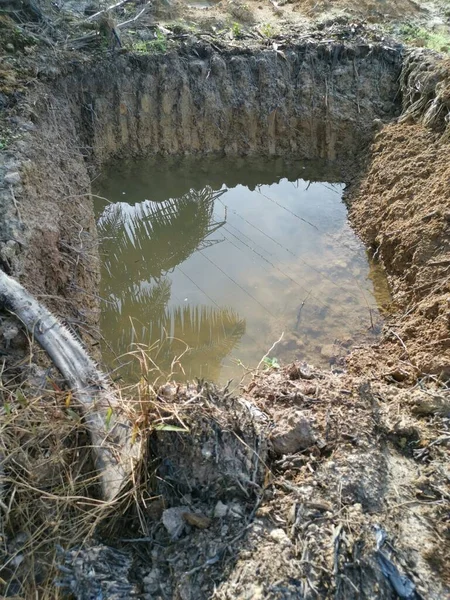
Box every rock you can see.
[373,118,383,131]
[143,567,162,595]
[270,410,315,455]
[157,383,177,400]
[214,500,228,518]
[287,363,301,380]
[298,362,314,379]
[269,528,291,545]
[2,323,19,344]
[182,512,211,529]
[4,172,21,185]
[6,43,14,52]
[320,344,337,359]
[411,395,450,417]
[162,507,186,540]
[229,500,245,519]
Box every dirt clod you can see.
[270,409,317,455]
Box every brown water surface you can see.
[94,157,391,383]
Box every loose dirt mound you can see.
[348,122,450,379]
[346,50,450,381]
[51,364,450,599]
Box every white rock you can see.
[162,507,186,540]
[269,528,290,545]
[4,172,21,185]
[229,500,245,519]
[214,500,228,518]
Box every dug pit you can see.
[0,32,449,600]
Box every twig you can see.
[388,329,408,354]
[117,5,149,29]
[87,0,130,21]
[296,290,312,330]
[256,331,284,370]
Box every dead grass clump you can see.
[400,50,450,135]
[0,341,198,598]
[0,375,112,598]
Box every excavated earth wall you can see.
[0,41,401,334]
[1,38,450,600]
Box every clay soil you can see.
[347,121,450,380]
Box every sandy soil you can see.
[179,0,449,41]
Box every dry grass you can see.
[0,337,197,598]
[0,374,108,597]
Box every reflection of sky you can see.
[166,178,349,314]
[96,162,387,380]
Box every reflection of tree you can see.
[102,294,245,382]
[97,185,245,381]
[103,278,172,360]
[98,187,226,287]
[138,305,246,382]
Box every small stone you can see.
[372,118,383,131]
[182,512,211,529]
[162,507,186,540]
[6,43,14,52]
[4,172,21,185]
[320,344,336,359]
[270,410,315,455]
[287,363,300,380]
[143,567,162,595]
[2,324,19,342]
[298,363,314,380]
[229,500,245,519]
[214,500,228,518]
[158,383,176,400]
[269,528,290,545]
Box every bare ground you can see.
[347,121,450,380]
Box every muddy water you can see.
[94,157,390,383]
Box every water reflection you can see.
[97,185,245,380]
[99,187,226,283]
[95,157,391,383]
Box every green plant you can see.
[149,30,167,53]
[231,21,242,39]
[263,356,280,369]
[131,39,149,53]
[397,23,450,53]
[261,23,275,38]
[131,31,167,54]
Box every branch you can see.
[86,0,131,21]
[117,4,149,29]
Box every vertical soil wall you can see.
[0,40,402,339]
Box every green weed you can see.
[263,356,280,369]
[131,31,167,54]
[397,23,450,53]
[231,21,242,38]
[261,23,275,38]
